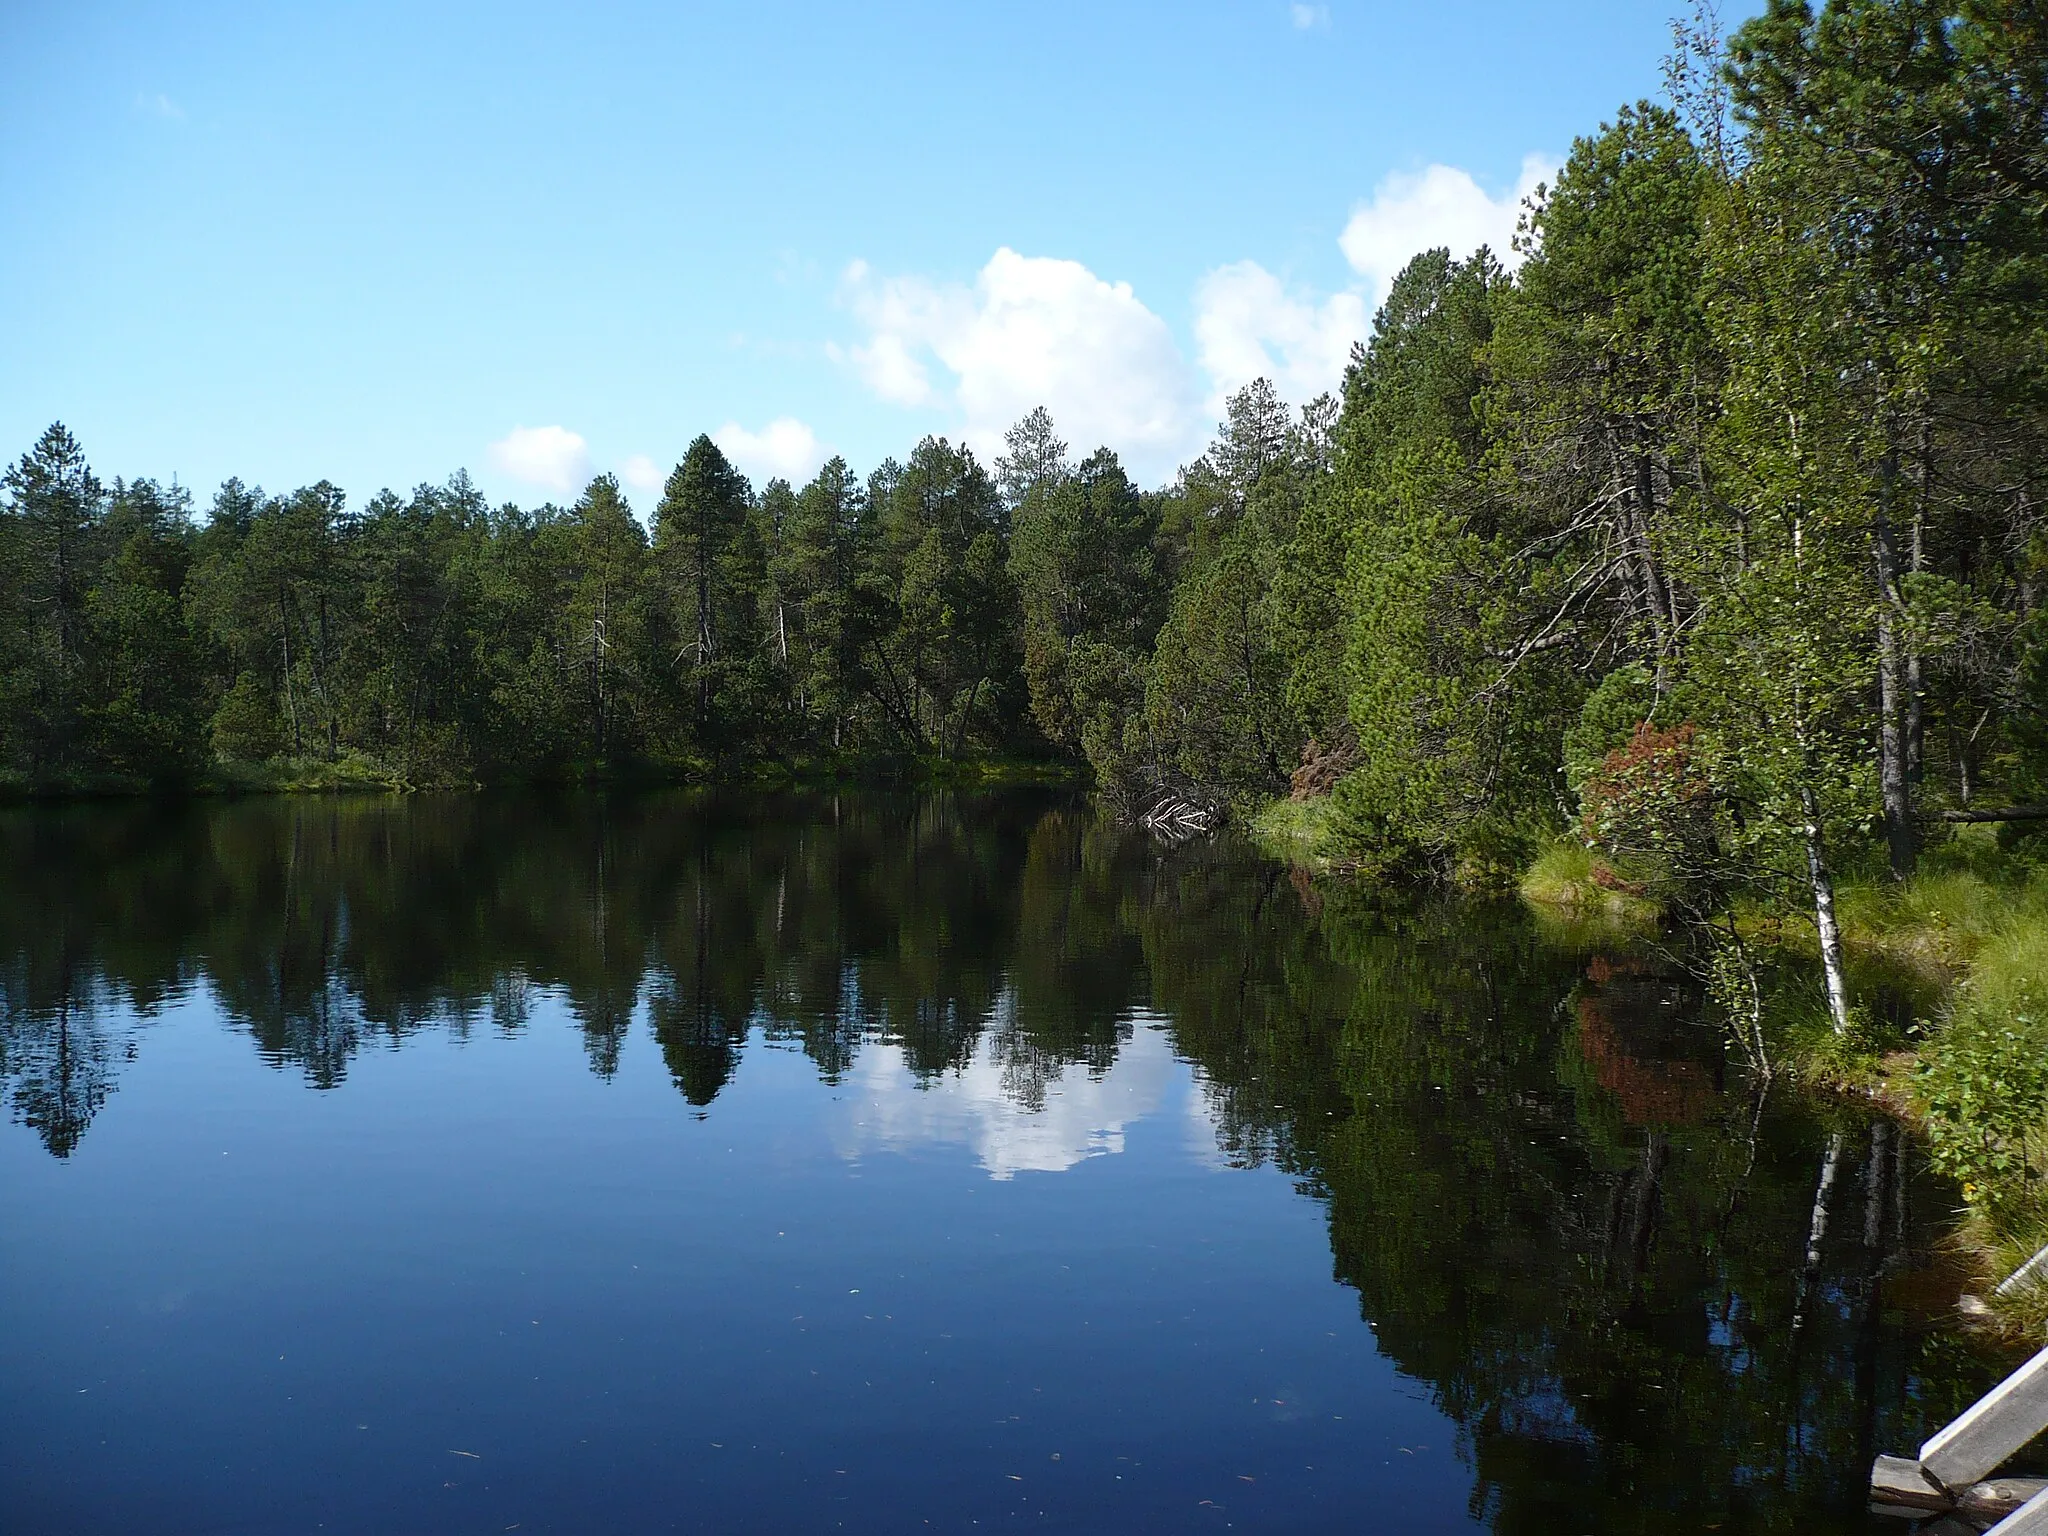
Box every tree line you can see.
[4,2,2044,1004]
[0,396,1249,790]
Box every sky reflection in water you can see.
[0,790,2005,1534]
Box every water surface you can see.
[0,791,1997,1533]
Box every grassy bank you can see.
[1247,796,1345,871]
[1556,827,2048,1335]
[1516,840,1663,941]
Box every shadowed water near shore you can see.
[0,790,2009,1533]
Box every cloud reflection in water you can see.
[829,1002,1182,1180]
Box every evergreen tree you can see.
[1008,444,1160,749]
[82,479,207,780]
[548,474,648,762]
[1,424,104,777]
[994,406,1072,510]
[652,437,758,755]
[860,438,1021,757]
[776,457,870,748]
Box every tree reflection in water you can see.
[0,789,2008,1532]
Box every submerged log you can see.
[1870,1454,2048,1524]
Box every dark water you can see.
[0,790,2001,1534]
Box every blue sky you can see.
[1,1,1756,508]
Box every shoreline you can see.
[1252,791,2048,1341]
[0,753,1088,804]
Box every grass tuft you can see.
[1249,796,1343,871]
[1517,837,1661,937]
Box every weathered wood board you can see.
[1997,1243,2048,1299]
[1988,1485,2048,1536]
[1923,1346,2048,1488]
[1871,1453,2048,1523]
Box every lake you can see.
[0,789,2001,1533]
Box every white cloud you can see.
[714,417,826,484]
[619,454,666,496]
[838,248,1198,478]
[831,156,1551,481]
[1290,4,1330,28]
[487,424,591,497]
[134,92,183,120]
[1338,152,1556,308]
[1195,261,1368,412]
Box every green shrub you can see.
[1920,941,2048,1211]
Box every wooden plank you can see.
[1870,1453,2048,1522]
[1873,1453,1954,1518]
[1923,1345,2048,1488]
[1997,1243,2048,1298]
[1989,1486,2048,1536]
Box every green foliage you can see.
[1008,447,1161,751]
[1067,639,1151,809]
[1920,917,2048,1209]
[211,672,284,763]
[857,438,1024,758]
[1144,511,1293,799]
[1,424,106,776]
[652,437,762,756]
[1136,382,1337,806]
[1920,1011,2048,1209]
[773,457,870,748]
[1562,665,1660,794]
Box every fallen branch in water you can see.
[1140,791,1217,842]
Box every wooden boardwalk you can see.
[1872,1245,2048,1533]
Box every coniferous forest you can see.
[3,2,2045,1005]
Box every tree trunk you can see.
[1630,429,1674,696]
[1873,454,1915,879]
[696,571,713,730]
[280,595,303,756]
[317,592,338,760]
[1801,785,1853,1036]
[1907,417,1931,788]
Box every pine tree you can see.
[652,437,756,754]
[1,424,104,776]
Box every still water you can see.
[0,790,1999,1533]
